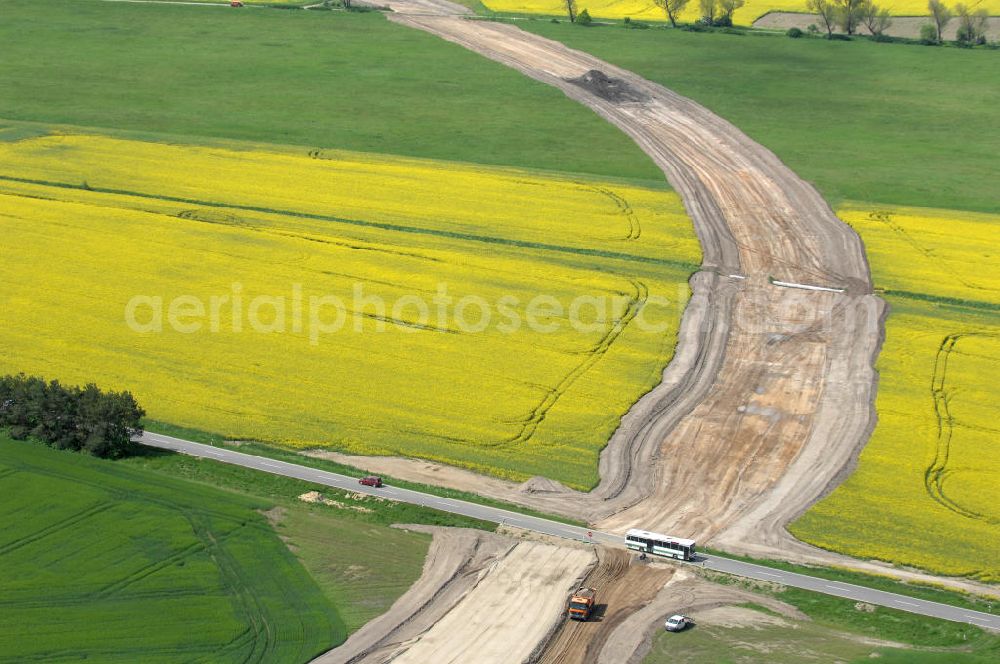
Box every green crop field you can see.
[520,23,1000,214]
[274,508,430,633]
[0,0,659,183]
[0,435,345,662]
[0,431,451,658]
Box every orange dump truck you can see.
[567,587,597,621]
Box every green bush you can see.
[577,8,592,25]
[919,23,939,44]
[787,27,804,38]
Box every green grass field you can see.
[644,602,1000,664]
[123,439,496,531]
[520,23,1000,214]
[701,547,1000,617]
[0,435,345,663]
[0,0,659,183]
[274,508,430,633]
[146,420,588,526]
[645,571,1000,664]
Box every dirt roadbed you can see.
[316,530,817,664]
[326,0,885,575]
[319,527,594,664]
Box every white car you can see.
[664,614,691,632]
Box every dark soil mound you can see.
[566,69,647,103]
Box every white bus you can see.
[625,528,696,561]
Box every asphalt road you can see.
[142,431,1000,632]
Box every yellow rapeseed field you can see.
[793,204,1000,581]
[0,133,699,489]
[481,0,1000,26]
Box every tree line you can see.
[0,374,145,459]
[564,0,990,45]
[807,0,989,43]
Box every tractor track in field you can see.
[585,185,641,240]
[503,279,647,446]
[868,209,999,294]
[0,176,693,269]
[0,502,115,557]
[926,331,1000,525]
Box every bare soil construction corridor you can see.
[320,528,595,664]
[335,0,884,563]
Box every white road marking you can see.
[139,434,995,631]
[771,279,845,293]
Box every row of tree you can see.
[807,0,892,37]
[807,0,988,41]
[925,0,990,44]
[565,0,744,26]
[567,0,989,43]
[653,0,746,28]
[0,374,145,459]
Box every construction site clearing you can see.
[321,525,915,664]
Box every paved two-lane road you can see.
[142,431,999,632]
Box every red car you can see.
[359,476,383,488]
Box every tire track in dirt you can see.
[533,548,674,664]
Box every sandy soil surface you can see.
[754,12,1000,41]
[696,604,790,628]
[318,527,594,664]
[337,0,889,579]
[319,530,814,664]
[391,541,594,663]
